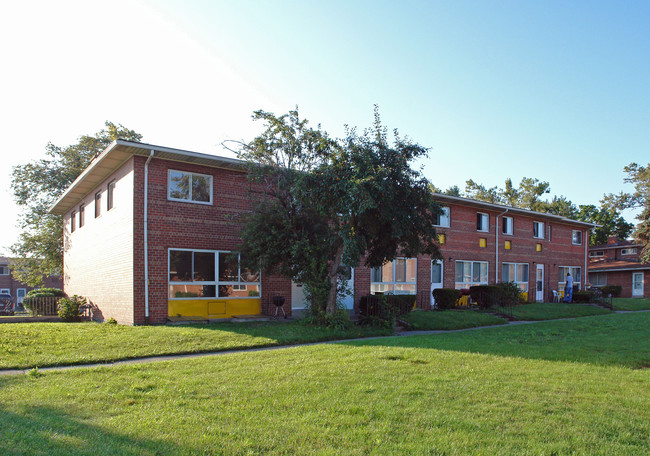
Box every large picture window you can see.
[589,272,607,287]
[169,249,260,299]
[370,258,416,295]
[502,262,529,291]
[455,260,488,289]
[168,170,213,204]
[558,266,581,292]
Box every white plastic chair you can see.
[552,290,560,303]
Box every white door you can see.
[632,272,644,297]
[291,281,308,310]
[430,260,444,307]
[17,289,26,305]
[340,267,355,310]
[536,264,544,302]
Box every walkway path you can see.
[1,309,647,377]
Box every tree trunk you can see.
[325,245,344,315]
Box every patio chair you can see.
[551,290,560,303]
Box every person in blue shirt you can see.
[565,272,574,303]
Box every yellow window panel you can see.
[505,240,511,250]
[536,243,542,252]
[438,234,446,244]
[479,238,487,248]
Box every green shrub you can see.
[495,282,523,307]
[25,288,64,298]
[572,291,593,303]
[432,288,460,310]
[57,295,87,322]
[105,317,118,325]
[358,295,398,328]
[469,285,502,309]
[600,285,622,297]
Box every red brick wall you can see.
[353,203,589,306]
[601,270,649,298]
[135,157,292,324]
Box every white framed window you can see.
[0,266,9,275]
[0,288,10,295]
[107,180,115,210]
[168,170,213,204]
[502,216,513,235]
[558,266,581,292]
[370,258,417,295]
[434,207,450,227]
[455,260,488,289]
[572,230,582,245]
[589,272,607,287]
[168,249,260,299]
[95,192,102,218]
[589,251,604,258]
[476,213,489,232]
[621,248,637,255]
[502,262,529,292]
[533,221,544,239]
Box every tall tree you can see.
[11,122,142,285]
[236,108,443,316]
[603,163,650,262]
[575,204,634,246]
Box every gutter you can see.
[144,150,154,322]
[495,208,509,283]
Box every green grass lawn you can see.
[612,297,650,311]
[402,309,507,330]
[0,320,391,370]
[0,312,648,455]
[495,302,613,320]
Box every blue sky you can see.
[1,0,648,253]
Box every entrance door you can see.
[291,281,308,311]
[536,264,544,302]
[430,260,444,308]
[632,272,644,297]
[16,289,26,308]
[340,266,355,310]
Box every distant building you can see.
[0,256,63,306]
[588,237,648,298]
[50,140,595,324]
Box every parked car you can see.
[0,293,14,316]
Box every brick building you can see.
[0,256,62,307]
[51,140,594,324]
[588,237,648,298]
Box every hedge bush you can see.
[25,288,64,298]
[600,285,622,297]
[432,288,460,310]
[572,291,593,303]
[57,295,87,322]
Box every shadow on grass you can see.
[0,406,178,456]
[343,312,650,369]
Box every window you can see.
[502,263,529,292]
[558,266,581,292]
[0,266,9,275]
[95,192,101,218]
[572,230,582,245]
[536,243,542,252]
[589,272,607,287]
[502,216,513,235]
[455,261,488,289]
[107,180,115,210]
[370,258,416,295]
[479,238,487,248]
[589,251,604,258]
[79,204,85,227]
[621,248,637,255]
[437,234,446,245]
[168,170,212,204]
[504,240,511,250]
[477,213,489,232]
[169,249,260,299]
[533,221,544,239]
[71,210,76,232]
[0,288,10,295]
[435,207,450,227]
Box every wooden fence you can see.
[22,296,60,316]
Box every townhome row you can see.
[0,257,62,306]
[50,140,594,324]
[588,237,648,298]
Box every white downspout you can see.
[144,150,154,321]
[584,228,588,289]
[495,208,509,283]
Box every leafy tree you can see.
[575,205,634,246]
[11,122,142,285]
[236,108,443,316]
[604,163,650,262]
[545,196,578,219]
[464,179,500,203]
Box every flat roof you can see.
[49,140,245,215]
